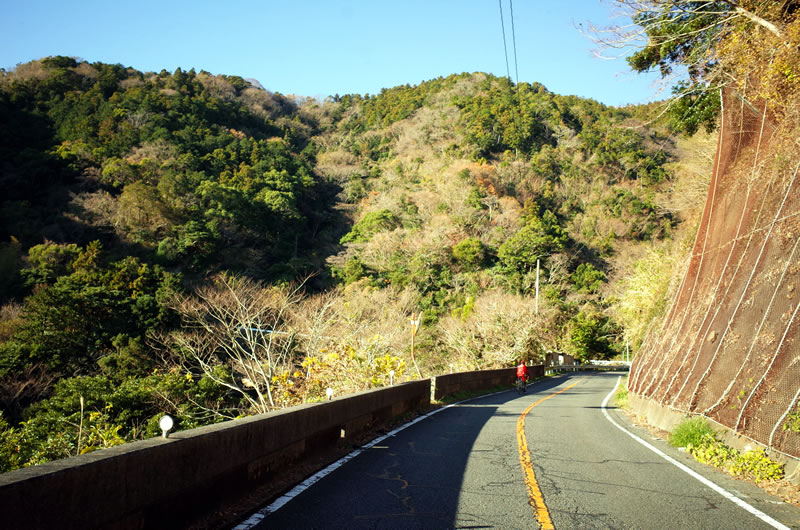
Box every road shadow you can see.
[253,375,590,529]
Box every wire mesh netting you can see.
[629,87,800,459]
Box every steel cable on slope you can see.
[630,244,694,394]
[733,158,800,431]
[771,385,800,448]
[637,88,726,398]
[688,116,794,414]
[629,89,728,395]
[629,316,662,387]
[675,210,800,261]
[702,225,800,416]
[692,204,800,410]
[665,98,771,407]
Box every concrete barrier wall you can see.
[0,380,430,529]
[431,365,544,401]
[0,367,529,529]
[431,368,515,401]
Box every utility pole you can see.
[535,259,540,314]
[410,312,421,378]
[625,334,630,363]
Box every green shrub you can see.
[466,187,485,210]
[783,410,800,433]
[452,237,485,270]
[669,417,715,448]
[614,380,629,408]
[567,310,620,361]
[571,263,607,293]
[332,257,369,285]
[340,209,399,244]
[497,210,568,277]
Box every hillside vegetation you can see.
[0,58,708,471]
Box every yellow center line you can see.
[517,380,581,529]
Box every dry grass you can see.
[607,127,715,347]
[438,289,559,370]
[316,149,361,180]
[659,131,715,220]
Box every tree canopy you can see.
[592,1,800,132]
[0,61,684,472]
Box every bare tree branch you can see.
[157,273,305,414]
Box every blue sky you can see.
[1,1,664,107]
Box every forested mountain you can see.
[0,58,710,471]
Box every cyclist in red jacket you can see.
[516,361,529,393]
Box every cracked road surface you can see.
[251,373,800,529]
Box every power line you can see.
[509,0,519,84]
[498,0,511,81]
[498,0,519,85]
[498,0,522,158]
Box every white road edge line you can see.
[232,387,513,530]
[602,376,790,530]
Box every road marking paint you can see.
[233,386,513,529]
[517,380,581,530]
[601,377,790,530]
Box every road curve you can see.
[241,373,800,529]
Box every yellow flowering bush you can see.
[687,432,784,484]
[298,340,406,402]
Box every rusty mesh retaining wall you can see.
[629,87,800,460]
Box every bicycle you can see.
[516,376,527,394]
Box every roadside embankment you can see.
[628,392,800,485]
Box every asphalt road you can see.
[243,373,800,529]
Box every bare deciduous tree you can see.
[439,290,551,370]
[159,274,305,414]
[287,289,340,361]
[0,364,56,421]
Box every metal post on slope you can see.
[626,335,630,363]
[535,259,540,314]
[410,312,422,378]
